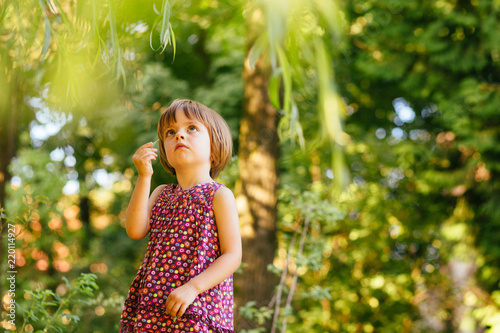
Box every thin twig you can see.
[267,293,276,309]
[281,217,310,333]
[270,232,297,333]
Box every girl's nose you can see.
[175,132,185,141]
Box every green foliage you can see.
[7,149,65,212]
[243,0,500,330]
[239,301,273,327]
[237,186,348,332]
[150,0,176,56]
[0,194,49,235]
[18,273,99,332]
[250,0,350,189]
[333,0,500,330]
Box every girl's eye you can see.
[166,129,175,137]
[188,125,198,132]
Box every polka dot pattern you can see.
[120,182,235,333]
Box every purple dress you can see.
[120,182,235,333]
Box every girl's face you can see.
[163,108,212,174]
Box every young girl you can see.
[120,99,242,333]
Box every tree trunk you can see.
[234,18,280,330]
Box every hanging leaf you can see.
[291,102,305,149]
[276,44,291,113]
[149,0,176,58]
[41,13,51,62]
[268,67,282,109]
[50,0,72,29]
[107,0,124,81]
[153,2,161,15]
[169,22,176,61]
[248,32,268,71]
[265,0,287,71]
[149,15,163,50]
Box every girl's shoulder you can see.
[213,184,235,204]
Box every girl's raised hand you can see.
[132,142,157,177]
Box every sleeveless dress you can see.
[120,182,235,333]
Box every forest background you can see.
[1,0,499,332]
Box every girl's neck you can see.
[175,169,213,191]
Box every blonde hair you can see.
[157,99,233,178]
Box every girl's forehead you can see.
[162,108,206,128]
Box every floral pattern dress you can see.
[120,182,235,333]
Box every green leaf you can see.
[268,68,282,109]
[291,103,305,149]
[159,0,171,45]
[41,11,51,62]
[169,22,176,61]
[248,32,268,71]
[62,276,71,289]
[153,2,161,15]
[149,16,163,50]
[50,0,72,29]
[149,0,176,60]
[276,44,291,112]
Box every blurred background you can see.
[1,0,499,332]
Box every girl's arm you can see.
[125,142,162,240]
[165,186,242,319]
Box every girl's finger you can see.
[177,303,189,318]
[138,153,157,161]
[137,149,157,158]
[165,299,173,314]
[139,142,154,149]
[170,302,181,318]
[143,152,157,159]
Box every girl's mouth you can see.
[175,143,188,151]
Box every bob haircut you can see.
[157,99,233,179]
